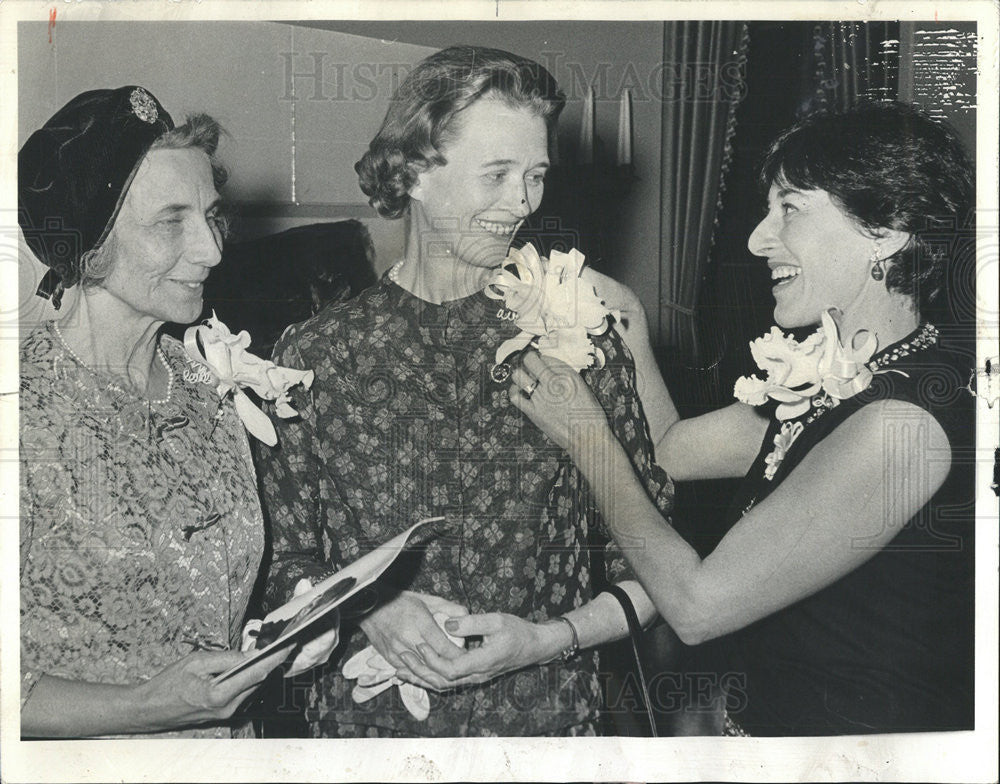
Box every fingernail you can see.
[444,619,458,632]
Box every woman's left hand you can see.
[509,351,608,456]
[398,613,566,690]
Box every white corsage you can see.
[485,244,618,373]
[183,312,314,446]
[735,309,891,480]
[732,323,826,421]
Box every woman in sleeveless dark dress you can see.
[511,102,975,735]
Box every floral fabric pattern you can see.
[256,275,673,737]
[19,323,265,738]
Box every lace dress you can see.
[19,323,265,738]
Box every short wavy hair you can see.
[81,113,229,287]
[760,102,974,312]
[356,45,566,219]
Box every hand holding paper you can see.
[215,519,440,685]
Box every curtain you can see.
[797,21,899,117]
[658,21,749,359]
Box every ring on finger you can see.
[525,378,540,397]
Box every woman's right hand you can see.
[131,644,293,732]
[358,590,468,689]
[21,644,292,737]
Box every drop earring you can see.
[870,245,885,281]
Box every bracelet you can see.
[550,615,580,662]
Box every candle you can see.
[579,85,594,165]
[616,89,632,166]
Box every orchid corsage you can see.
[183,312,314,446]
[734,309,898,480]
[485,244,618,377]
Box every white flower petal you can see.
[733,375,770,406]
[775,398,811,421]
[183,315,313,444]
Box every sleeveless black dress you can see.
[704,324,975,735]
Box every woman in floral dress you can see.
[515,102,976,735]
[257,46,673,737]
[18,88,303,737]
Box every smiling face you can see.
[409,96,550,269]
[98,147,224,326]
[747,182,879,329]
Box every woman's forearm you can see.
[561,581,658,651]
[21,675,153,737]
[569,427,709,644]
[616,335,763,480]
[623,329,680,453]
[519,582,657,667]
[21,647,287,738]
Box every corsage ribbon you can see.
[816,311,878,400]
[183,312,314,446]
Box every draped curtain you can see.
[658,21,749,359]
[797,21,899,118]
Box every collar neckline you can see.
[865,322,938,371]
[383,262,491,309]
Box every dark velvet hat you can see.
[18,86,174,307]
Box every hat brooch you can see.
[129,87,159,124]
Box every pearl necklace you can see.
[387,259,404,284]
[52,321,174,405]
[387,258,498,302]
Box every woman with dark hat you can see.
[18,86,306,737]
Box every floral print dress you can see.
[19,323,265,738]
[257,275,673,737]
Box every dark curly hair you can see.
[356,45,566,219]
[760,102,974,312]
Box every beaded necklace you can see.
[866,322,939,370]
[802,322,938,427]
[52,320,174,405]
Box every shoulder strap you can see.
[604,584,657,737]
